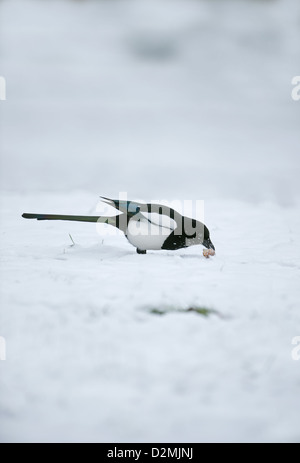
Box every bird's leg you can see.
[136,248,147,254]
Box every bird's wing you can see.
[140,203,183,230]
[100,197,142,215]
[101,197,183,226]
[139,211,177,232]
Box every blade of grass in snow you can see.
[149,306,220,317]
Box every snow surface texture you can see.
[1,0,300,443]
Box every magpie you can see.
[22,196,215,255]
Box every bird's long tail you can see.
[22,213,117,226]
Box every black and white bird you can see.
[22,196,215,255]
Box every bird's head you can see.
[202,225,215,251]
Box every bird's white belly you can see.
[126,218,171,250]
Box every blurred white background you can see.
[1,0,299,203]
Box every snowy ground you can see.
[1,0,300,443]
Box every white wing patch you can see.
[140,212,177,231]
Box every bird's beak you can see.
[203,238,215,251]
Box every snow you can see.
[1,0,300,443]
